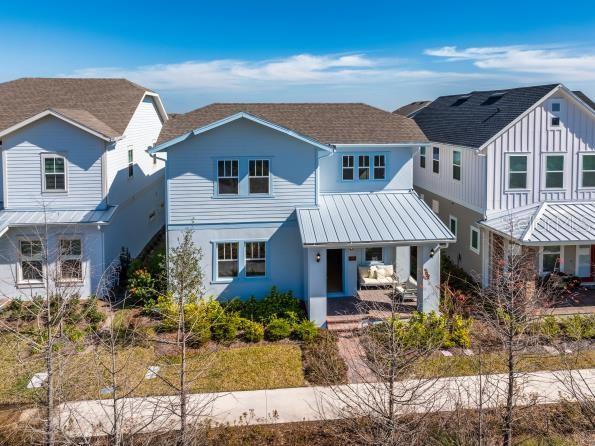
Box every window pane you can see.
[453,165,461,180]
[53,158,64,172]
[450,218,457,235]
[509,156,527,172]
[246,260,265,276]
[218,160,225,177]
[546,155,564,171]
[542,254,559,273]
[433,147,439,160]
[218,260,238,278]
[582,171,595,188]
[54,174,65,190]
[249,177,269,194]
[543,245,560,253]
[359,168,370,180]
[509,172,527,189]
[342,168,353,180]
[61,239,81,256]
[61,259,82,279]
[453,151,461,165]
[471,230,479,249]
[583,155,595,170]
[546,172,563,189]
[359,155,370,179]
[365,247,383,262]
[433,160,439,174]
[217,242,238,278]
[342,156,353,167]
[218,178,239,194]
[374,167,385,179]
[44,158,55,173]
[374,155,385,167]
[551,117,560,126]
[420,157,426,168]
[551,102,561,112]
[22,261,43,281]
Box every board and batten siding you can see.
[2,116,105,210]
[166,118,317,225]
[413,144,486,212]
[485,92,595,214]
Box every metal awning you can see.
[296,192,455,246]
[0,206,118,237]
[480,202,595,244]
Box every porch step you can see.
[326,314,366,332]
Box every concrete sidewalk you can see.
[54,368,595,438]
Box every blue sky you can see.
[2,0,595,112]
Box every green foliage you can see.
[82,297,105,330]
[64,325,85,343]
[126,248,167,307]
[238,318,264,342]
[562,314,595,341]
[128,268,155,305]
[211,312,240,343]
[224,287,306,322]
[291,319,318,342]
[538,315,562,339]
[153,293,178,332]
[265,317,292,341]
[449,314,472,348]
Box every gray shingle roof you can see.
[0,78,154,139]
[393,101,431,118]
[297,192,454,246]
[413,84,559,148]
[157,103,428,146]
[573,91,595,111]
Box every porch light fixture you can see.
[429,248,435,258]
[316,252,321,263]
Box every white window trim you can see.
[216,159,240,196]
[41,153,68,193]
[543,154,565,190]
[432,146,440,174]
[213,240,269,282]
[449,215,458,237]
[214,241,240,282]
[452,150,461,181]
[505,153,530,192]
[575,245,592,278]
[539,245,563,275]
[469,226,480,254]
[419,147,426,169]
[342,155,354,181]
[548,100,563,130]
[248,159,271,195]
[127,146,134,179]
[58,237,83,283]
[373,154,386,180]
[579,153,595,190]
[341,152,389,182]
[244,240,268,279]
[17,238,45,285]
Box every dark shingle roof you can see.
[393,101,431,118]
[157,103,427,146]
[573,91,595,111]
[413,84,559,148]
[0,78,154,138]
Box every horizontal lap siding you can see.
[167,119,317,225]
[4,116,104,210]
[486,92,595,213]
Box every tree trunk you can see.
[178,295,187,446]
[503,324,515,446]
[45,301,54,446]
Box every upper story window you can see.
[216,242,238,279]
[245,241,266,277]
[358,155,370,180]
[342,155,354,180]
[373,155,386,180]
[545,155,564,189]
[217,160,239,195]
[127,148,134,178]
[581,154,595,188]
[42,154,66,192]
[19,240,43,282]
[419,147,426,168]
[508,155,528,189]
[248,160,270,194]
[432,147,440,174]
[550,101,562,127]
[452,150,461,181]
[59,239,82,281]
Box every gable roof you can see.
[156,103,428,147]
[413,84,559,149]
[573,91,595,110]
[0,78,165,140]
[393,101,431,118]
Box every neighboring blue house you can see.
[0,78,168,299]
[152,104,454,325]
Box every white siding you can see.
[3,116,105,210]
[413,144,486,212]
[166,118,317,225]
[485,91,595,213]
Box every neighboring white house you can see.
[0,78,168,298]
[404,84,595,286]
[151,103,454,325]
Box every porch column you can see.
[417,244,441,314]
[305,247,327,327]
[395,246,410,283]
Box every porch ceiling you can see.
[481,202,595,244]
[296,191,454,246]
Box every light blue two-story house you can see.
[152,103,454,325]
[0,78,168,298]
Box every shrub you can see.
[64,325,85,343]
[211,312,240,343]
[449,314,472,348]
[127,268,155,306]
[153,294,178,332]
[239,318,265,342]
[266,318,292,341]
[224,287,306,322]
[292,319,318,342]
[562,314,595,340]
[407,311,450,349]
[302,330,348,385]
[538,315,562,340]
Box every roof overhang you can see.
[333,142,429,148]
[142,92,169,123]
[150,111,335,154]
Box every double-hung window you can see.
[452,150,461,181]
[508,155,527,189]
[19,240,43,282]
[217,160,239,195]
[42,155,66,191]
[127,148,134,178]
[541,246,561,273]
[449,215,458,237]
[470,226,480,254]
[248,160,270,194]
[419,147,426,169]
[581,154,595,188]
[216,242,238,278]
[373,155,386,180]
[342,155,354,180]
[545,155,564,189]
[245,242,266,277]
[358,155,370,180]
[432,147,440,174]
[59,239,82,281]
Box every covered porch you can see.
[297,192,455,326]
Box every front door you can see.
[327,249,343,294]
[576,245,593,280]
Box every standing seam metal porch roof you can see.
[297,192,455,246]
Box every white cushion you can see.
[358,266,370,279]
[376,267,387,280]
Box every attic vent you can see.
[481,92,507,106]
[451,95,471,107]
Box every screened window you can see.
[470,227,480,254]
[217,242,238,278]
[217,160,239,195]
[373,155,386,180]
[245,241,266,277]
[581,154,595,188]
[342,155,354,180]
[20,240,43,282]
[449,215,458,237]
[432,147,440,174]
[358,155,370,180]
[545,155,564,189]
[541,246,561,273]
[127,148,134,178]
[508,155,527,189]
[452,150,461,181]
[365,247,383,262]
[59,239,82,280]
[249,160,270,194]
[42,155,66,191]
[420,147,426,168]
